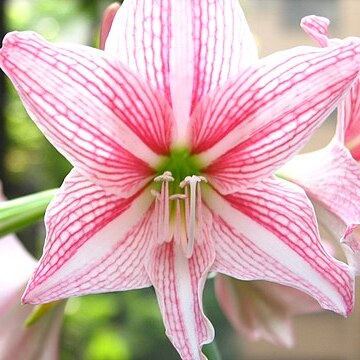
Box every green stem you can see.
[203,340,223,360]
[0,188,58,236]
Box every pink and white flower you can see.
[1,2,360,359]
[280,15,360,273]
[0,187,64,360]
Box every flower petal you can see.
[23,170,153,304]
[99,3,121,50]
[0,31,175,196]
[146,213,215,360]
[204,178,354,315]
[191,38,360,186]
[105,0,257,141]
[300,15,330,47]
[313,203,360,274]
[279,139,360,232]
[215,276,320,347]
[0,292,65,360]
[339,81,360,159]
[0,236,35,314]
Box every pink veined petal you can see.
[204,178,354,315]
[105,0,257,142]
[22,170,154,304]
[0,31,175,197]
[0,236,36,314]
[146,210,215,360]
[300,15,330,47]
[191,38,360,188]
[215,276,321,347]
[279,139,360,233]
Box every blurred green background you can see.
[0,0,238,359]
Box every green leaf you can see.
[0,189,58,236]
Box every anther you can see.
[169,194,187,200]
[154,171,174,182]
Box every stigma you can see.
[152,171,207,258]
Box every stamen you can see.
[180,175,206,258]
[153,171,174,244]
[151,190,161,244]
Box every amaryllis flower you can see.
[0,187,64,360]
[1,1,360,358]
[215,276,321,347]
[280,15,360,273]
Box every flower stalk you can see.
[0,189,57,236]
[203,340,223,360]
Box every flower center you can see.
[152,149,206,258]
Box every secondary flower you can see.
[1,1,360,359]
[279,15,360,273]
[0,186,64,360]
[215,276,320,347]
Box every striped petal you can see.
[279,139,360,234]
[23,170,153,304]
[146,212,215,360]
[204,178,354,315]
[191,39,360,193]
[0,31,175,197]
[105,0,257,142]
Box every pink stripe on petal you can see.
[204,179,354,315]
[22,170,153,304]
[146,211,215,360]
[191,39,360,168]
[0,32,175,196]
[106,0,257,141]
[301,15,330,47]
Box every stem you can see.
[203,340,223,360]
[0,188,58,236]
